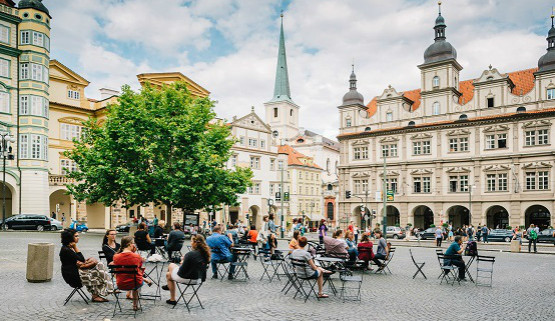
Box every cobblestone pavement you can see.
[0,231,554,321]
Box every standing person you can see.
[435,225,443,247]
[348,221,354,234]
[318,219,328,244]
[290,237,330,298]
[153,216,159,227]
[481,225,489,243]
[353,223,360,244]
[448,224,454,241]
[461,225,468,241]
[476,224,482,242]
[62,214,66,227]
[112,236,153,310]
[372,231,387,271]
[247,225,259,255]
[467,225,475,241]
[51,211,56,220]
[206,226,236,280]
[102,229,120,264]
[163,235,210,305]
[526,224,539,253]
[444,236,467,281]
[59,229,112,303]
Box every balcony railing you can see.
[49,175,75,186]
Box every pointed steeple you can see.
[342,64,364,106]
[537,11,555,73]
[423,1,457,64]
[270,13,293,103]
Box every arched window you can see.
[327,202,334,220]
[432,102,440,115]
[407,121,415,127]
[327,184,333,191]
[432,76,440,88]
[364,127,371,131]
[459,114,468,120]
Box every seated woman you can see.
[323,229,348,259]
[357,233,374,270]
[102,229,120,264]
[112,236,152,310]
[345,231,358,263]
[134,222,154,255]
[163,235,210,305]
[59,228,113,302]
[289,230,301,250]
[290,236,330,298]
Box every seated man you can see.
[323,229,348,259]
[206,226,236,280]
[166,222,185,259]
[444,236,467,281]
[290,236,330,299]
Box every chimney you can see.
[99,88,120,100]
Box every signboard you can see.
[387,190,395,201]
[185,214,199,226]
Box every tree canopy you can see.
[65,82,252,220]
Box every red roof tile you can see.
[366,67,537,115]
[0,0,15,7]
[278,145,322,169]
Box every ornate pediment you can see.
[445,167,471,173]
[379,136,399,143]
[379,170,400,177]
[522,120,552,129]
[474,66,511,84]
[231,110,272,133]
[446,129,471,136]
[410,169,433,175]
[377,85,403,100]
[522,162,552,169]
[58,117,87,125]
[483,164,511,172]
[352,139,370,146]
[351,172,370,178]
[483,124,510,133]
[410,133,433,140]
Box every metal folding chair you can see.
[215,260,231,281]
[173,279,204,312]
[375,247,395,274]
[290,257,320,302]
[108,264,143,318]
[63,286,89,306]
[475,255,495,287]
[281,260,301,295]
[258,253,282,282]
[339,273,363,302]
[440,255,461,286]
[409,249,427,279]
[436,250,446,279]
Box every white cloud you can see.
[47,0,552,140]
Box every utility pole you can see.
[280,157,285,239]
[382,153,387,238]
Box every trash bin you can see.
[26,242,54,283]
[510,240,521,253]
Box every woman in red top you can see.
[357,233,374,271]
[112,236,152,310]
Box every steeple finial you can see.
[438,1,442,15]
[270,12,293,103]
[551,7,554,27]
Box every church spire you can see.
[270,13,293,103]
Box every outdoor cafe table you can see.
[231,247,253,279]
[314,256,346,270]
[464,255,476,283]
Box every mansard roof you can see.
[365,68,537,118]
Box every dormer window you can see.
[273,108,278,118]
[432,76,439,88]
[386,112,393,122]
[432,102,440,115]
[345,118,352,127]
[487,97,494,108]
[487,76,494,80]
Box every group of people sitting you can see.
[288,227,391,272]
[59,225,211,309]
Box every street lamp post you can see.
[468,184,476,225]
[1,132,15,231]
[382,153,387,238]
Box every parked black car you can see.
[537,228,555,244]
[417,227,445,240]
[5,214,52,231]
[115,222,132,233]
[487,229,514,242]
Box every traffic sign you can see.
[387,190,395,201]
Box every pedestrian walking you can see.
[526,224,539,253]
[354,223,360,243]
[448,224,454,241]
[318,219,328,244]
[481,225,489,243]
[435,226,443,247]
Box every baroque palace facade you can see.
[337,5,555,231]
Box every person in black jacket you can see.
[101,229,120,264]
[162,235,210,305]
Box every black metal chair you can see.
[167,238,185,263]
[476,255,495,287]
[409,249,426,279]
[63,285,90,306]
[173,279,205,312]
[108,264,143,318]
[339,272,362,302]
[440,255,461,286]
[290,257,320,302]
[375,247,395,274]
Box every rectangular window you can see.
[423,177,431,193]
[270,158,275,171]
[239,136,244,145]
[538,129,549,145]
[422,140,431,154]
[526,172,536,190]
[0,25,8,44]
[346,118,352,127]
[20,31,30,44]
[260,140,265,148]
[230,155,237,167]
[459,137,469,151]
[386,112,393,122]
[498,173,508,191]
[487,97,494,108]
[67,90,80,100]
[525,130,535,146]
[273,108,278,118]
[390,144,398,157]
[0,92,8,113]
[32,32,44,47]
[0,59,8,78]
[61,123,82,141]
[45,35,50,51]
[353,147,361,160]
[486,135,495,149]
[486,133,507,149]
[386,178,398,193]
[526,129,549,146]
[249,157,260,169]
[254,183,260,194]
[20,63,28,79]
[486,174,496,192]
[539,171,549,190]
[60,159,78,175]
[449,176,458,192]
[413,177,422,193]
[449,138,458,152]
[547,88,555,100]
[20,95,28,115]
[361,147,368,159]
[413,142,421,155]
[19,134,28,158]
[497,133,507,148]
[248,138,257,147]
[460,175,469,191]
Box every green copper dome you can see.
[18,0,50,17]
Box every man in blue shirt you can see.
[444,236,467,281]
[206,226,236,280]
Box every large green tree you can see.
[65,82,252,224]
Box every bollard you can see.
[510,240,521,253]
[26,242,54,283]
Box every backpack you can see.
[464,241,478,257]
[529,229,538,240]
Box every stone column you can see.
[26,243,54,283]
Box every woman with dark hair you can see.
[163,235,210,305]
[357,233,374,270]
[134,222,154,255]
[318,219,328,244]
[59,228,112,302]
[102,229,120,264]
[166,222,185,259]
[112,236,152,310]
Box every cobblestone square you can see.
[0,232,554,321]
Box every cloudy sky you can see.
[44,0,550,139]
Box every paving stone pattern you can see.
[0,232,554,321]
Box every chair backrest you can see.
[169,238,185,252]
[98,250,106,260]
[409,249,417,264]
[436,253,445,267]
[386,247,396,262]
[108,264,140,290]
[476,255,495,263]
[289,257,310,269]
